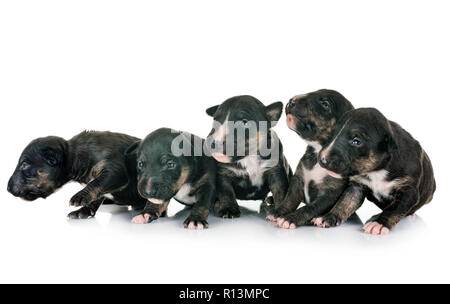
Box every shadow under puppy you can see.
[127,128,216,229]
[266,89,354,228]
[205,95,292,218]
[315,108,436,235]
[7,131,147,219]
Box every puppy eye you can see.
[137,161,144,169]
[167,161,176,169]
[20,162,30,170]
[46,158,58,167]
[320,100,330,109]
[351,137,362,146]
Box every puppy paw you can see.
[183,216,209,230]
[363,221,389,235]
[67,207,95,220]
[276,216,297,229]
[131,210,160,224]
[213,201,241,219]
[266,207,290,223]
[312,213,341,228]
[69,191,92,207]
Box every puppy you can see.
[7,131,147,219]
[127,128,216,229]
[266,90,354,228]
[205,95,292,218]
[315,108,436,235]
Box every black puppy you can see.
[127,128,216,229]
[7,131,147,219]
[267,90,354,229]
[205,95,292,218]
[315,108,436,235]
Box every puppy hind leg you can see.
[363,188,419,235]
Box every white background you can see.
[0,0,449,283]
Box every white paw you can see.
[266,215,277,222]
[132,214,150,224]
[312,217,325,228]
[363,221,389,235]
[277,218,296,229]
[187,221,205,230]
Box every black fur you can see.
[7,131,147,219]
[205,95,292,218]
[267,89,355,227]
[127,128,217,228]
[317,108,436,232]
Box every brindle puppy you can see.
[7,131,147,219]
[266,89,354,228]
[127,128,216,229]
[205,95,292,218]
[315,108,436,235]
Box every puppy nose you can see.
[7,179,13,193]
[145,184,157,197]
[320,155,329,167]
[146,189,157,197]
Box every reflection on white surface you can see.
[0,195,442,284]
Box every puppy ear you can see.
[266,102,283,123]
[206,105,219,117]
[380,133,398,153]
[125,141,140,156]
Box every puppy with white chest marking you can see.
[205,95,292,218]
[266,90,354,228]
[314,108,436,235]
[126,128,216,229]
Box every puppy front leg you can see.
[363,187,418,235]
[213,176,240,219]
[276,191,342,229]
[184,183,214,229]
[267,174,304,221]
[132,201,170,224]
[313,183,366,228]
[69,167,128,207]
[267,166,291,209]
[67,197,110,219]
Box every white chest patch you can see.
[302,163,329,204]
[228,156,271,188]
[351,170,396,201]
[174,184,196,205]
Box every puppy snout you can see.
[7,178,18,195]
[144,183,157,197]
[147,189,157,197]
[320,155,329,168]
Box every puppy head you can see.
[127,128,193,204]
[205,95,283,163]
[8,136,68,201]
[318,108,398,178]
[285,89,354,143]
